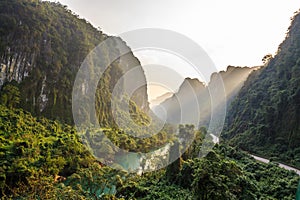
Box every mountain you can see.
[0,1,299,199]
[149,92,173,107]
[222,10,300,168]
[0,0,148,125]
[154,66,256,127]
[211,65,260,104]
[153,78,207,125]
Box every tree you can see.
[262,54,273,65]
[0,83,20,108]
[166,140,182,182]
[296,181,300,200]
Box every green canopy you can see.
[296,181,300,200]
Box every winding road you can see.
[210,134,300,176]
[250,154,300,176]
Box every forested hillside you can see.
[223,10,300,168]
[0,0,148,125]
[0,0,299,199]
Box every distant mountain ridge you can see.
[150,92,173,107]
[153,66,256,127]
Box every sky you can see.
[48,0,300,100]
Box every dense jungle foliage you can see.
[0,0,148,125]
[0,0,299,199]
[0,105,298,199]
[223,10,300,169]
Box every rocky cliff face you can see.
[0,0,148,125]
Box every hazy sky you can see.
[48,0,300,99]
[49,0,299,68]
